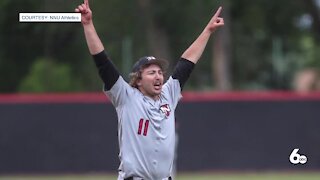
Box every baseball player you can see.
[75,1,224,179]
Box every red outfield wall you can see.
[1,91,320,104]
[0,92,319,173]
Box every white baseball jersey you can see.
[104,76,181,180]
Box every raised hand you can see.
[75,0,92,25]
[205,6,224,33]
[181,6,225,63]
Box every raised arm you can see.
[75,0,104,55]
[181,6,224,64]
[75,0,120,91]
[171,7,224,90]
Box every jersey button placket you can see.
[155,137,160,157]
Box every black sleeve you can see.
[172,58,195,90]
[93,51,120,91]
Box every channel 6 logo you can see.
[289,149,307,165]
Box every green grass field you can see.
[1,172,320,180]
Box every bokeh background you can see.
[1,0,320,179]
[1,0,320,92]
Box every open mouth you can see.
[154,82,162,90]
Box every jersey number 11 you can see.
[137,118,149,136]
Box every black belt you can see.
[125,176,172,180]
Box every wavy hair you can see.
[129,64,167,88]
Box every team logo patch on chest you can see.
[160,104,171,117]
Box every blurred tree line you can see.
[0,0,320,93]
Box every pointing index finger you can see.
[84,0,89,8]
[213,6,222,18]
